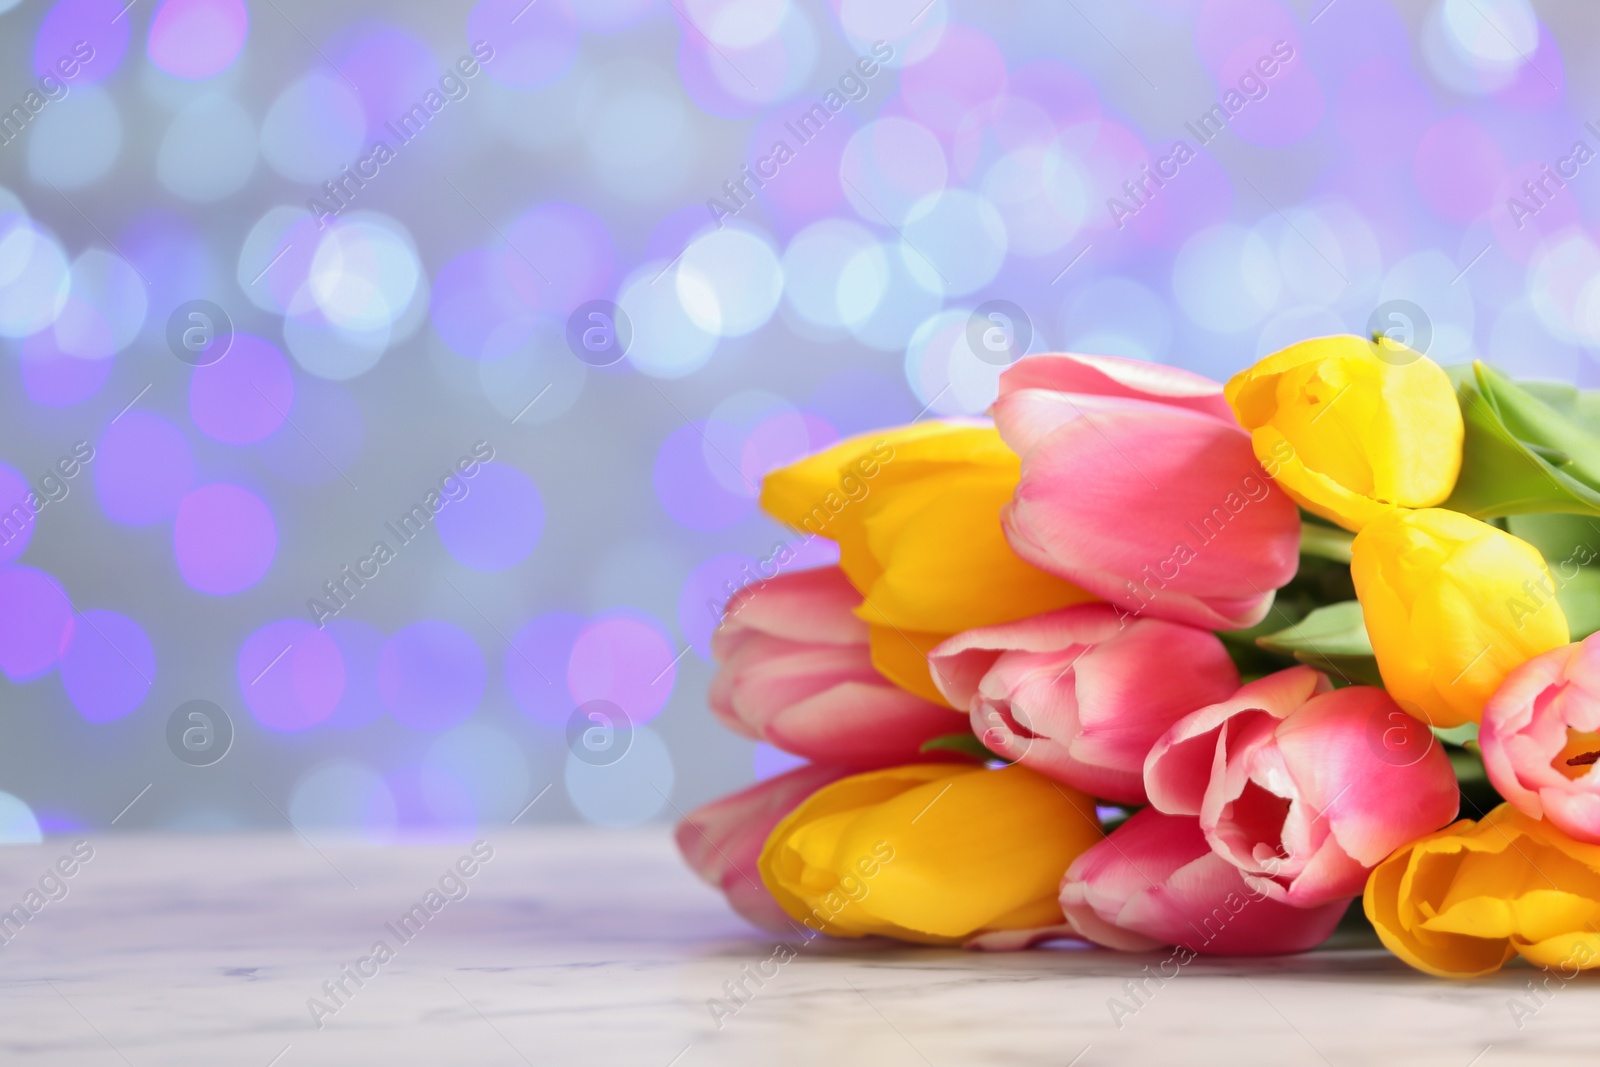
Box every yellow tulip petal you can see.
[1364,820,1518,978]
[1226,335,1463,532]
[868,625,956,708]
[1353,509,1568,727]
[759,764,1101,944]
[857,470,1095,634]
[1515,931,1600,971]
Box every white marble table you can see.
[0,828,1588,1066]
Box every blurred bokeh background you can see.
[0,0,1594,839]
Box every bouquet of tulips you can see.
[676,336,1600,979]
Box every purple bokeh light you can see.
[95,412,195,525]
[503,202,616,315]
[1414,115,1507,225]
[34,0,129,86]
[506,611,584,728]
[173,483,277,595]
[435,462,543,571]
[0,567,73,681]
[147,0,248,80]
[468,0,578,89]
[19,303,114,406]
[238,618,345,731]
[61,610,154,722]
[378,620,485,731]
[428,249,536,360]
[678,553,757,661]
[899,24,1008,140]
[189,333,295,445]
[653,421,755,531]
[567,612,676,724]
[332,22,441,137]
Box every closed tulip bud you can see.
[1224,334,1464,532]
[676,764,854,934]
[993,353,1301,631]
[711,567,963,768]
[1351,508,1569,728]
[757,764,1102,944]
[761,422,1095,704]
[1364,804,1600,977]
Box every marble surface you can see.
[0,827,1590,1066]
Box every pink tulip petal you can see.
[929,603,1125,708]
[676,763,851,933]
[709,565,958,768]
[997,352,1235,422]
[1482,638,1600,841]
[1062,809,1348,955]
[714,566,868,654]
[994,391,1300,630]
[1146,667,1328,816]
[765,681,965,767]
[1270,687,1459,869]
[937,605,1238,803]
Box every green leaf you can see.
[1255,601,1385,686]
[919,732,999,762]
[1443,362,1600,519]
[1506,514,1600,640]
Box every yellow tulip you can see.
[1364,804,1600,978]
[1224,335,1464,532]
[761,421,1094,703]
[1351,508,1567,728]
[757,763,1102,944]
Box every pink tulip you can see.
[710,567,963,768]
[928,603,1239,803]
[1144,667,1460,907]
[1060,808,1350,955]
[1481,634,1600,844]
[991,353,1301,630]
[676,763,851,933]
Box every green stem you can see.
[1299,523,1354,563]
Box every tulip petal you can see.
[994,389,1301,630]
[1063,809,1348,956]
[676,764,852,934]
[764,681,967,768]
[1145,667,1328,816]
[716,566,869,651]
[998,352,1235,422]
